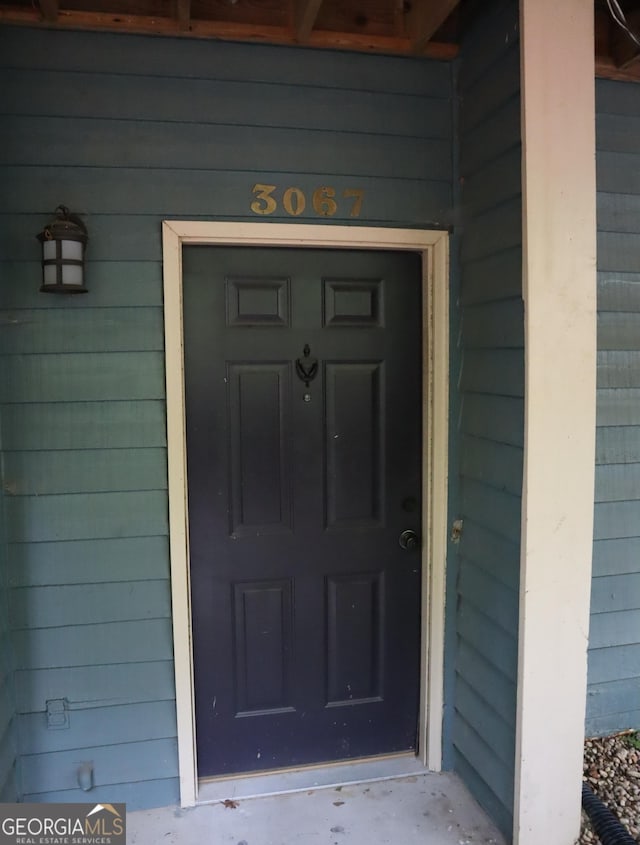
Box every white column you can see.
[515,2,597,844]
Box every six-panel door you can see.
[183,246,423,777]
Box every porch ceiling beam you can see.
[409,0,460,54]
[39,0,58,22]
[294,0,324,42]
[176,0,190,32]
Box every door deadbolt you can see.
[399,529,420,551]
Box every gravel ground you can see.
[580,731,640,843]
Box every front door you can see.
[183,246,423,778]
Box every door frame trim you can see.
[162,221,449,807]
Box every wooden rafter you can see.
[294,0,323,41]
[408,0,461,54]
[176,0,190,31]
[595,5,640,83]
[611,10,640,70]
[39,0,58,22]
[0,5,458,58]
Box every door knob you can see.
[399,529,420,551]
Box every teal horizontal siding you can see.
[597,273,640,312]
[0,352,165,403]
[3,448,167,496]
[0,671,13,743]
[597,152,640,196]
[4,490,168,543]
[16,661,176,714]
[0,308,164,355]
[457,602,517,681]
[596,425,640,462]
[454,0,522,835]
[594,500,640,540]
[1,176,451,229]
[0,26,451,96]
[461,480,522,546]
[598,232,640,273]
[589,609,640,649]
[0,68,452,138]
[10,581,171,629]
[587,676,640,736]
[453,521,520,591]
[0,458,18,801]
[598,351,640,388]
[459,198,522,264]
[21,736,177,795]
[1,25,455,810]
[459,349,524,397]
[0,402,166,451]
[8,537,169,587]
[458,565,519,636]
[14,620,173,670]
[461,148,521,219]
[453,751,513,837]
[598,192,640,234]
[599,312,640,350]
[593,537,640,577]
[24,777,179,812]
[457,640,517,729]
[19,700,177,755]
[460,247,522,306]
[462,299,524,349]
[4,118,452,182]
[461,436,523,495]
[587,78,640,736]
[461,96,520,177]
[452,714,514,811]
[0,262,162,309]
[0,723,17,804]
[591,574,640,615]
[587,709,640,737]
[595,463,640,502]
[460,394,524,447]
[588,644,640,686]
[455,677,515,768]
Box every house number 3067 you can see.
[250,184,364,218]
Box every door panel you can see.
[183,247,423,777]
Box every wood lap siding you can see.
[0,27,453,809]
[454,0,522,837]
[588,78,640,737]
[0,481,18,803]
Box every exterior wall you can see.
[0,26,454,809]
[0,475,18,803]
[454,0,523,836]
[588,77,640,736]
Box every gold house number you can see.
[251,184,364,218]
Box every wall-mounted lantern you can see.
[37,206,88,294]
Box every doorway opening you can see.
[162,222,449,806]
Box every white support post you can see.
[515,2,597,844]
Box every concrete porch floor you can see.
[127,762,507,845]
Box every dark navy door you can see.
[183,246,423,777]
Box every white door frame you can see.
[162,221,450,807]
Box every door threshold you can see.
[196,753,429,805]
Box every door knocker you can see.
[296,344,318,395]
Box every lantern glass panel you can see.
[43,265,58,285]
[62,264,84,286]
[61,240,83,261]
[43,240,57,260]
